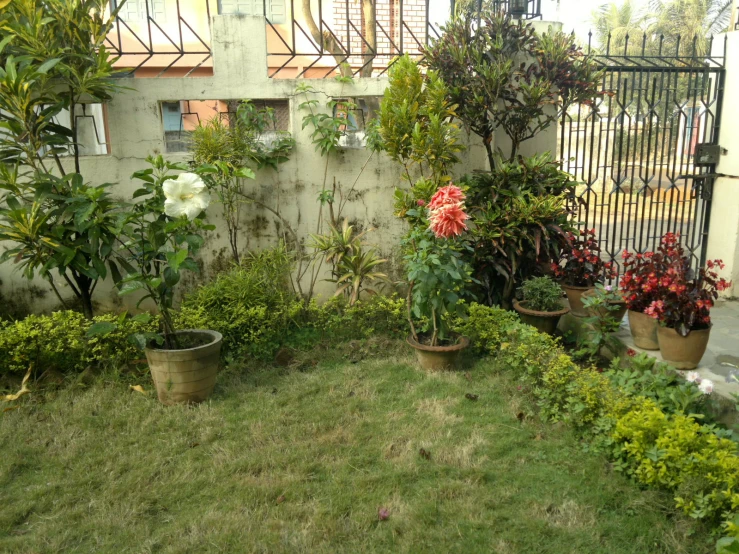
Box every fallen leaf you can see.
[189,442,200,448]
[130,385,146,394]
[276,495,286,505]
[378,507,390,521]
[465,393,479,401]
[516,412,525,422]
[464,372,472,382]
[534,433,543,441]
[3,406,20,413]
[2,366,32,402]
[419,448,431,460]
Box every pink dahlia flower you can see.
[428,184,466,211]
[429,202,469,239]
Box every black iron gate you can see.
[559,35,726,274]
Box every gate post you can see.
[706,32,739,296]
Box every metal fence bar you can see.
[560,32,726,277]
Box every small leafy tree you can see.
[424,11,604,165]
[0,0,124,318]
[192,101,294,264]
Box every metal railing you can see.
[560,32,726,272]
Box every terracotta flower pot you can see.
[627,310,659,350]
[513,299,569,336]
[407,335,470,371]
[657,326,711,370]
[145,330,222,405]
[561,284,593,317]
[582,289,627,322]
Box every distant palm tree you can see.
[649,0,732,55]
[591,0,732,55]
[591,0,648,54]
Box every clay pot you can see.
[627,310,659,350]
[582,289,627,322]
[407,335,470,371]
[657,326,711,370]
[561,284,594,317]
[145,330,222,405]
[513,299,569,336]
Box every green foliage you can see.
[605,354,715,421]
[309,220,389,306]
[575,284,625,361]
[177,244,302,360]
[303,294,407,343]
[0,310,157,376]
[117,156,213,345]
[519,276,562,312]
[404,227,476,344]
[0,0,125,318]
[462,153,573,307]
[192,102,294,263]
[425,11,603,164]
[379,55,463,220]
[456,302,739,545]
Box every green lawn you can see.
[0,341,713,553]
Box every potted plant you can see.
[117,156,221,405]
[641,233,730,369]
[583,283,627,322]
[405,185,475,370]
[552,229,616,317]
[620,246,663,350]
[513,276,569,335]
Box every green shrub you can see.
[0,311,157,376]
[455,302,739,540]
[306,294,406,342]
[519,276,563,312]
[613,405,739,523]
[177,245,303,360]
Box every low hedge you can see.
[0,311,157,375]
[457,303,739,548]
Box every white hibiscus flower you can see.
[162,173,210,221]
[698,379,714,395]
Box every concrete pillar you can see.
[706,32,739,296]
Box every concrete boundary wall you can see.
[0,15,490,314]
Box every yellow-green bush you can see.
[0,311,157,375]
[456,303,739,538]
[614,405,739,522]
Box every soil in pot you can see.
[627,310,659,350]
[407,335,469,371]
[513,299,569,335]
[658,326,711,370]
[561,284,593,317]
[145,330,222,405]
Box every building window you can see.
[218,0,286,24]
[44,104,110,157]
[111,0,166,22]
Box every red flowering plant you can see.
[635,233,731,336]
[404,185,476,346]
[552,228,616,287]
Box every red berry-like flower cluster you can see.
[551,228,616,287]
[621,232,731,335]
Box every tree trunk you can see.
[301,0,353,77]
[359,0,377,78]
